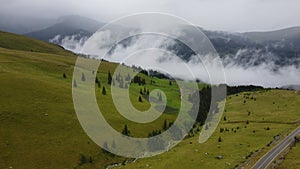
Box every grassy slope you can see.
[119,90,300,169]
[0,31,74,55]
[0,31,299,169]
[0,31,183,168]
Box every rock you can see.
[216,156,223,159]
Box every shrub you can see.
[218,136,222,142]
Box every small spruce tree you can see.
[218,136,222,142]
[108,71,112,85]
[81,72,86,81]
[102,86,107,95]
[158,93,162,101]
[163,119,168,131]
[121,124,130,136]
[73,79,77,88]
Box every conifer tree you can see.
[102,86,107,95]
[81,72,86,81]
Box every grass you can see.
[0,31,183,168]
[118,90,300,169]
[278,144,300,169]
[0,31,74,55]
[0,31,299,169]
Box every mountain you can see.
[0,14,56,34]
[244,26,300,44]
[172,26,300,68]
[24,15,104,46]
[21,15,300,69]
[282,84,300,91]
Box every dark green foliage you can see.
[95,76,101,88]
[189,84,264,126]
[227,85,264,95]
[122,124,130,136]
[192,85,226,125]
[163,119,168,131]
[73,79,77,88]
[79,153,88,165]
[119,77,124,88]
[89,156,93,163]
[108,71,112,85]
[81,72,86,81]
[132,76,146,85]
[140,89,143,95]
[168,121,174,128]
[102,86,107,95]
[158,92,162,101]
[125,73,131,81]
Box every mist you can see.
[68,28,300,88]
[1,0,300,32]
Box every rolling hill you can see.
[0,31,73,55]
[0,30,299,169]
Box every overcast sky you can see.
[1,0,300,32]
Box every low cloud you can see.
[74,28,300,88]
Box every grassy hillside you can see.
[119,90,300,169]
[0,31,299,169]
[0,31,74,55]
[0,31,183,168]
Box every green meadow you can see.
[0,31,299,169]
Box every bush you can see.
[79,153,87,165]
[218,136,222,142]
[102,86,107,95]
